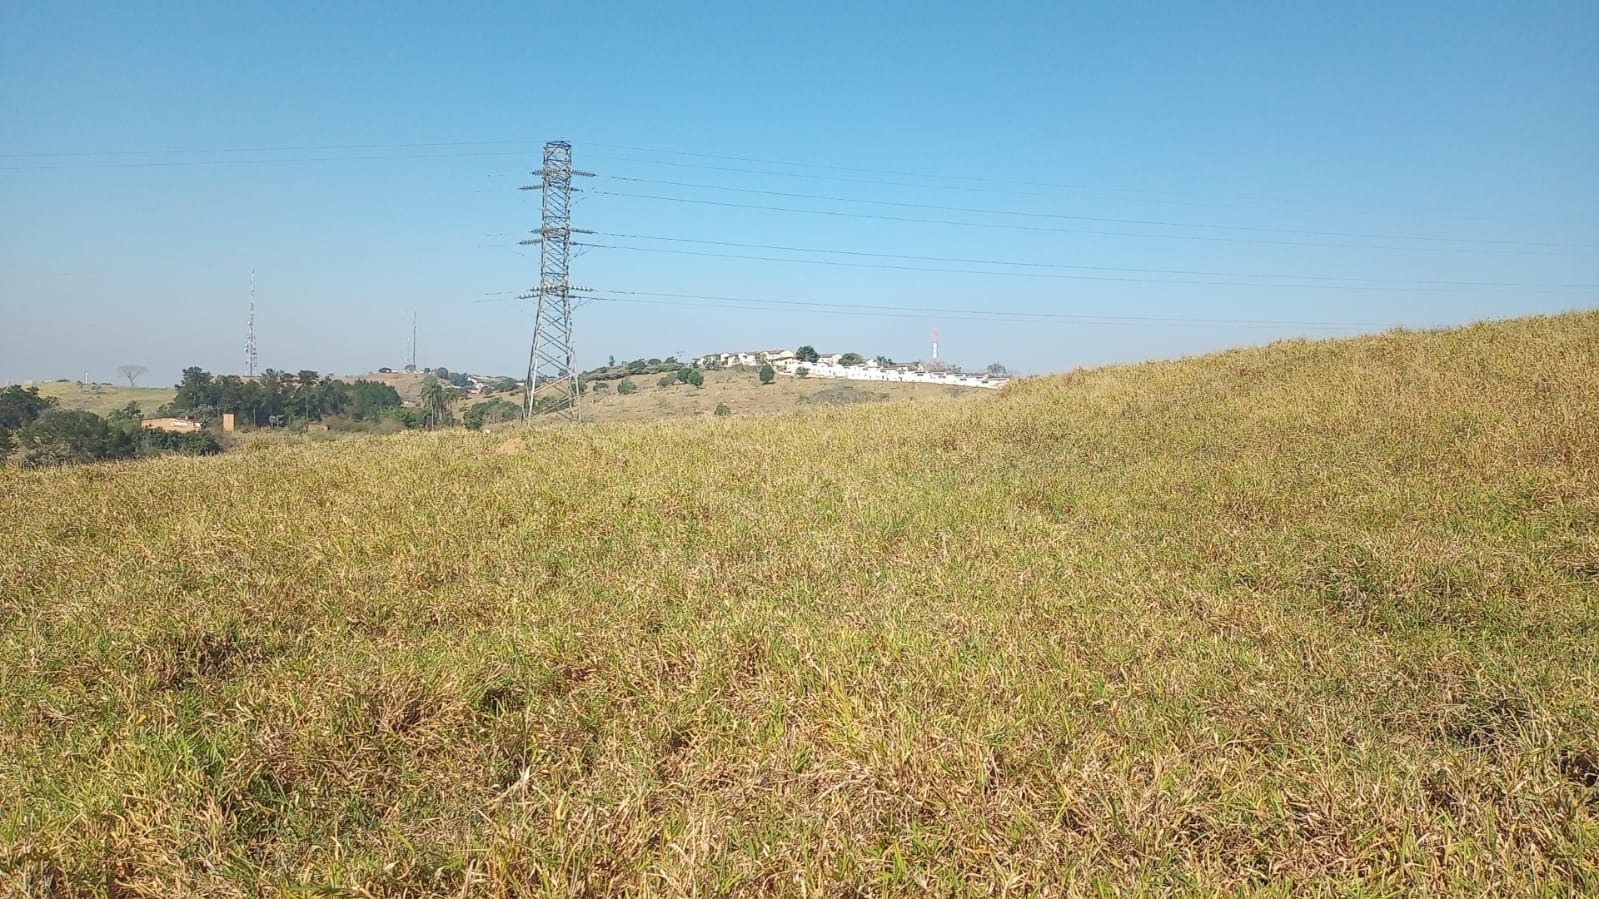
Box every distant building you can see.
[141,418,204,433]
[694,348,806,368]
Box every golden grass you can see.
[2,312,1597,896]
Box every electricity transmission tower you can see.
[519,141,592,421]
[245,270,258,377]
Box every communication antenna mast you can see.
[519,141,593,421]
[930,327,940,371]
[245,270,258,377]
[410,311,418,371]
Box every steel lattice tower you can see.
[245,270,258,377]
[520,141,592,421]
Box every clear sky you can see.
[2,1,1595,385]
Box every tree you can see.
[874,355,894,367]
[0,385,56,430]
[796,345,820,363]
[116,364,149,387]
[657,374,676,388]
[138,428,221,458]
[420,379,451,429]
[15,409,135,466]
[345,380,403,420]
[463,397,521,430]
[684,368,704,388]
[617,378,638,395]
[986,362,1009,377]
[758,363,775,385]
[608,354,616,368]
[170,367,214,414]
[838,352,865,367]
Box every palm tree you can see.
[420,380,449,429]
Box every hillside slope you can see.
[2,313,1597,896]
[542,367,983,426]
[28,381,176,417]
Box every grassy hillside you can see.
[353,370,428,404]
[2,313,1596,896]
[28,381,176,417]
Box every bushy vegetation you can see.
[2,313,1596,894]
[0,389,220,466]
[581,356,688,387]
[164,367,403,427]
[463,397,523,431]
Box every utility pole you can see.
[410,312,418,372]
[245,270,258,377]
[519,141,592,421]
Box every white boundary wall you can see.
[780,362,1007,389]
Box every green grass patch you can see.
[29,382,176,417]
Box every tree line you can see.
[164,367,404,427]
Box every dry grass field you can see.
[2,312,1596,896]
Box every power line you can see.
[581,140,1599,226]
[576,241,1596,295]
[0,139,541,159]
[584,153,1319,213]
[603,176,1590,250]
[581,152,1599,227]
[0,147,537,170]
[586,231,1597,292]
[583,288,1395,330]
[8,134,1592,227]
[587,189,1591,257]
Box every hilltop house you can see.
[696,348,799,368]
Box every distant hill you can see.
[28,381,176,417]
[501,366,978,428]
[347,370,428,404]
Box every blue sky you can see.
[2,1,1595,385]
